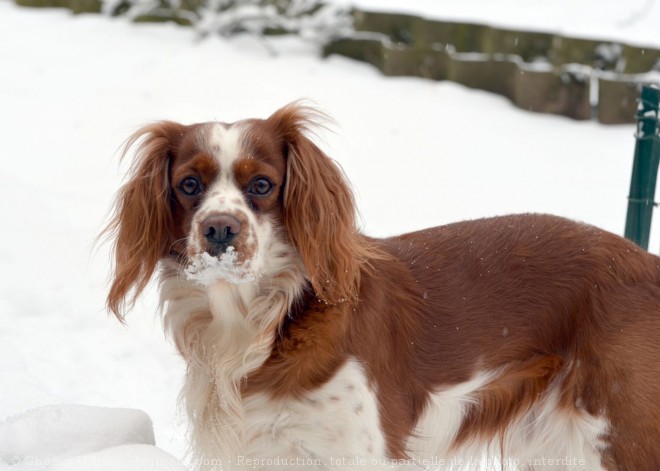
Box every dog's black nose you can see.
[201,214,241,248]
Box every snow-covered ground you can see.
[0,0,656,468]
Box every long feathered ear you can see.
[103,122,184,321]
[267,103,378,305]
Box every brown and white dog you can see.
[106,103,660,471]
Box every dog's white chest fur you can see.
[162,275,387,471]
[242,360,386,468]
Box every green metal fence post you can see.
[624,85,660,250]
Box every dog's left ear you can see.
[267,103,375,304]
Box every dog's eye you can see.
[179,177,202,196]
[248,177,273,196]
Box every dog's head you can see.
[105,103,375,319]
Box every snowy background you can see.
[1,0,660,468]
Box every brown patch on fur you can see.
[170,153,219,192]
[244,291,350,398]
[232,156,284,215]
[454,355,563,447]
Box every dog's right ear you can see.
[266,103,381,305]
[103,122,185,321]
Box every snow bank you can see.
[0,405,154,461]
[0,405,186,470]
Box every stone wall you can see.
[324,10,660,124]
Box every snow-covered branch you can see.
[104,0,353,44]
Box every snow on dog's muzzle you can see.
[185,247,255,285]
[185,211,258,286]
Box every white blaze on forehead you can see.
[205,122,246,179]
[199,122,248,206]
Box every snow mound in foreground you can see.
[0,405,185,470]
[0,405,154,462]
